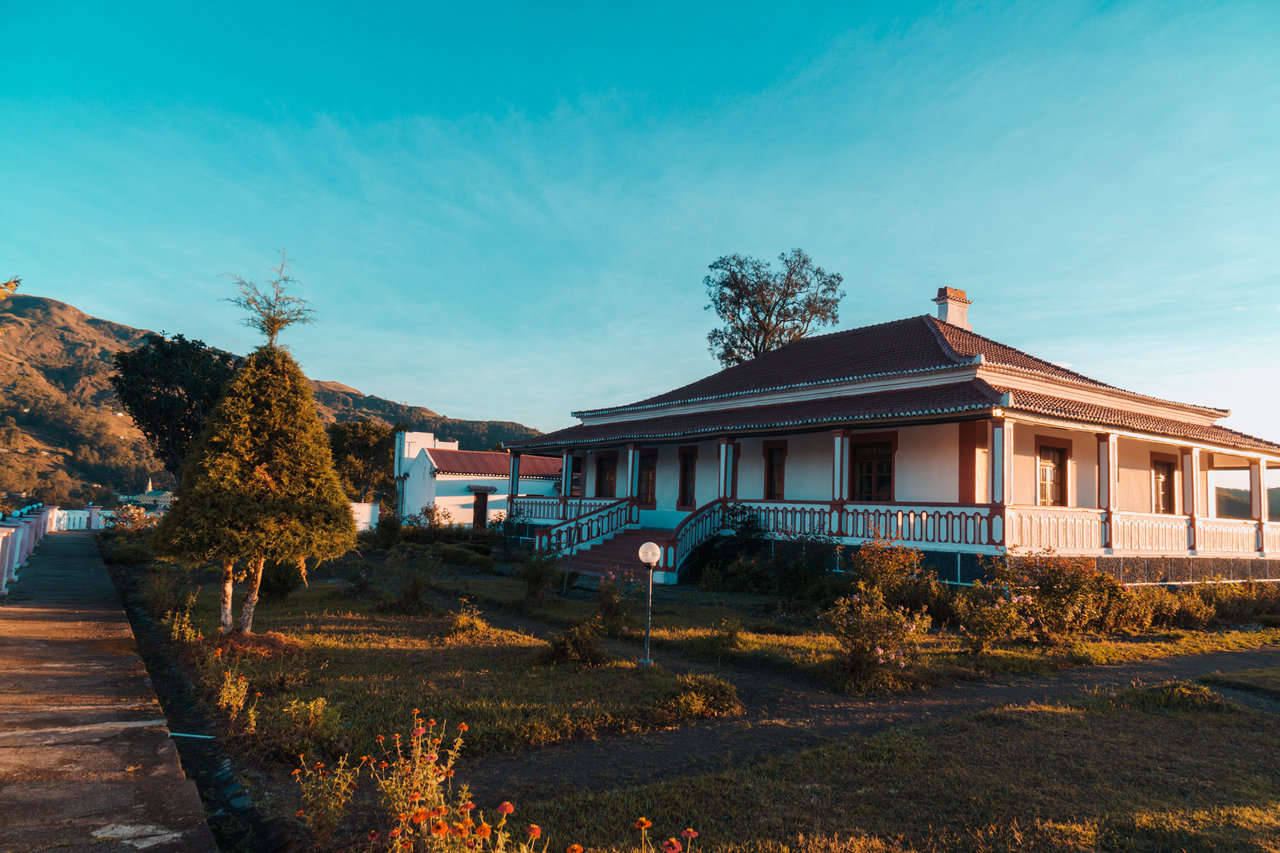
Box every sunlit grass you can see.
[525,683,1280,851]
[1201,665,1280,698]
[188,585,742,757]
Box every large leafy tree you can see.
[704,249,845,367]
[327,420,397,510]
[156,259,354,633]
[111,334,241,476]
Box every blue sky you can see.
[4,1,1279,436]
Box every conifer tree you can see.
[156,259,354,632]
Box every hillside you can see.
[0,294,540,506]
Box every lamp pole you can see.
[637,541,661,667]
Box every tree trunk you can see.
[219,560,235,633]
[238,556,266,634]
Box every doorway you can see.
[472,492,489,529]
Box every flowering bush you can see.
[994,553,1128,643]
[952,581,1025,654]
[821,582,931,684]
[849,537,949,617]
[110,503,158,532]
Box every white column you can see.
[624,444,640,499]
[1251,457,1266,554]
[831,431,849,502]
[1182,447,1200,551]
[989,418,1011,546]
[717,440,731,499]
[1097,433,1118,550]
[507,452,522,505]
[559,451,572,497]
[0,528,11,596]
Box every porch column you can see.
[1181,447,1200,551]
[989,418,1012,545]
[624,444,640,500]
[1250,457,1266,554]
[831,431,848,535]
[559,450,572,520]
[507,451,522,507]
[1097,432,1117,549]
[717,439,733,499]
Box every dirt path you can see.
[454,591,1280,804]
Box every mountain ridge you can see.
[0,293,541,506]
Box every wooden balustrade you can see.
[844,503,993,549]
[1196,518,1261,555]
[1111,512,1192,553]
[534,498,637,555]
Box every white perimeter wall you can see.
[433,476,559,526]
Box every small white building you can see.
[394,431,561,528]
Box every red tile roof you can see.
[511,381,1007,450]
[511,378,1280,456]
[999,388,1280,455]
[573,315,1227,419]
[427,448,560,478]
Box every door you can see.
[472,492,488,529]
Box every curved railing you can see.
[661,499,728,570]
[534,498,637,555]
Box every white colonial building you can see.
[506,289,1280,584]
[395,431,560,528]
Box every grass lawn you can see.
[185,584,742,758]
[525,682,1280,851]
[426,569,1280,692]
[1201,666,1280,699]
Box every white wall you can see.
[1011,425,1097,508]
[430,476,560,527]
[894,423,959,503]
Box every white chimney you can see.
[933,286,972,330]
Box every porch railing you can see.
[1007,506,1107,553]
[844,503,992,549]
[511,495,617,522]
[534,498,638,555]
[1112,512,1192,553]
[662,499,728,570]
[734,500,832,537]
[1266,522,1280,555]
[1196,518,1261,555]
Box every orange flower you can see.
[428,719,437,727]
[497,802,515,815]
[635,817,653,830]
[295,809,305,818]
[458,723,469,732]
[411,808,429,825]
[528,825,542,839]
[397,813,408,823]
[290,768,301,776]
[389,828,401,838]
[431,821,449,837]
[568,845,584,853]
[451,822,469,837]
[475,823,492,839]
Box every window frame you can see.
[635,449,658,509]
[1150,452,1179,516]
[1034,435,1072,508]
[677,446,698,510]
[762,440,788,501]
[848,431,898,504]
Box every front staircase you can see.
[557,527,673,578]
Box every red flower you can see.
[663,839,683,853]
[497,802,515,815]
[458,723,469,732]
[635,817,653,830]
[475,823,492,839]
[431,820,449,837]
[568,845,584,853]
[682,828,699,839]
[528,825,542,839]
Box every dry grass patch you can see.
[1201,665,1280,698]
[187,585,742,758]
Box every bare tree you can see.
[704,249,845,367]
[229,251,315,347]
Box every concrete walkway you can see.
[0,532,217,852]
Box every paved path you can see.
[0,532,216,852]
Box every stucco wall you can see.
[1116,438,1182,514]
[432,475,558,526]
[893,423,959,503]
[1011,425,1097,508]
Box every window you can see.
[851,442,894,502]
[1152,457,1176,515]
[677,447,698,509]
[1037,443,1068,507]
[569,455,583,497]
[636,450,658,507]
[595,454,617,498]
[763,441,786,500]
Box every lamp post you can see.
[637,541,661,667]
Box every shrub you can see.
[104,542,154,567]
[162,589,203,645]
[661,673,744,720]
[278,696,343,756]
[384,567,440,615]
[849,537,947,616]
[373,514,402,549]
[259,559,305,601]
[821,583,931,685]
[545,621,610,667]
[110,504,158,533]
[434,543,495,571]
[293,754,359,844]
[703,556,773,595]
[216,668,250,721]
[597,578,630,637]
[1130,585,1181,629]
[446,598,488,635]
[994,552,1127,643]
[517,550,561,601]
[1197,581,1280,624]
[138,563,193,617]
[952,581,1024,654]
[1173,591,1215,629]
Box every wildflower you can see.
[426,753,438,762]
[460,801,475,812]
[368,830,379,840]
[428,719,437,727]
[475,823,492,839]
[899,660,906,669]
[682,829,699,839]
[295,809,305,817]
[663,839,682,853]
[528,825,542,839]
[413,727,426,737]
[290,768,301,776]
[458,723,469,732]
[874,646,883,656]
[497,801,515,815]
[452,822,469,837]
[389,828,401,838]
[568,845,585,853]
[635,817,653,830]
[397,813,408,823]
[412,808,429,824]
[431,820,449,837]
[376,734,386,743]
[413,707,420,715]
